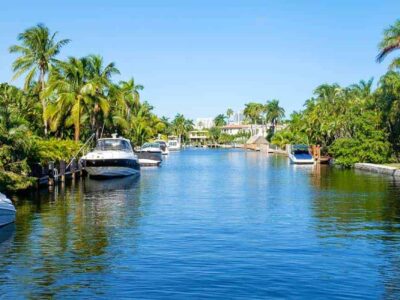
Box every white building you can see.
[194,118,214,130]
[221,124,268,136]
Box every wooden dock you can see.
[31,158,85,188]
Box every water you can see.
[1,149,400,299]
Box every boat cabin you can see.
[95,138,133,152]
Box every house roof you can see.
[221,124,252,129]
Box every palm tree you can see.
[86,55,120,138]
[45,55,120,141]
[9,23,70,135]
[214,114,227,127]
[377,19,400,69]
[171,114,193,144]
[243,102,264,135]
[118,78,144,118]
[243,102,264,124]
[265,99,285,134]
[45,57,94,141]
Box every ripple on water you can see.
[0,149,400,299]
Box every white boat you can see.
[82,134,140,177]
[288,144,315,164]
[155,140,169,155]
[137,142,163,166]
[167,137,181,151]
[0,193,16,227]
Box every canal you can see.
[1,149,400,299]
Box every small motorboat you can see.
[136,142,163,166]
[167,136,181,151]
[155,140,169,155]
[0,193,16,227]
[82,134,140,177]
[288,144,315,164]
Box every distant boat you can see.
[0,193,16,227]
[155,140,169,155]
[168,136,181,151]
[82,134,140,177]
[137,142,163,166]
[288,144,315,164]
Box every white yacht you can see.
[0,193,16,227]
[167,136,181,151]
[82,135,140,177]
[137,142,163,166]
[155,140,169,155]
[288,144,315,164]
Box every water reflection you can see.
[308,164,400,299]
[1,151,400,298]
[0,223,15,247]
[0,176,142,298]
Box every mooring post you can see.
[71,158,77,180]
[48,161,55,186]
[60,160,66,182]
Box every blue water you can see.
[1,149,400,299]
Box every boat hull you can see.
[289,154,315,164]
[0,208,16,227]
[137,151,162,167]
[84,158,140,178]
[168,146,180,151]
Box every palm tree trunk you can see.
[39,69,48,136]
[75,101,80,141]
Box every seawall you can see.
[354,163,400,177]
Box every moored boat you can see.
[155,140,169,155]
[81,134,140,177]
[0,193,16,227]
[288,144,315,164]
[167,136,181,151]
[137,142,163,166]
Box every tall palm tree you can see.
[377,19,400,69]
[171,114,193,144]
[265,99,285,134]
[118,78,144,118]
[214,114,227,127]
[45,57,94,141]
[243,102,264,125]
[86,55,120,138]
[9,23,70,135]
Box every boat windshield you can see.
[95,139,132,152]
[292,145,309,154]
[142,143,160,149]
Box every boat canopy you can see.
[292,144,310,154]
[95,139,132,152]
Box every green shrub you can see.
[31,138,83,164]
[330,137,391,168]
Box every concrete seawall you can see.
[354,163,400,177]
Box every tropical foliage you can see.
[0,24,193,192]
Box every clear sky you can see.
[0,1,399,119]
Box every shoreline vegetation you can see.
[1,20,400,192]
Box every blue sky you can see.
[0,1,399,119]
